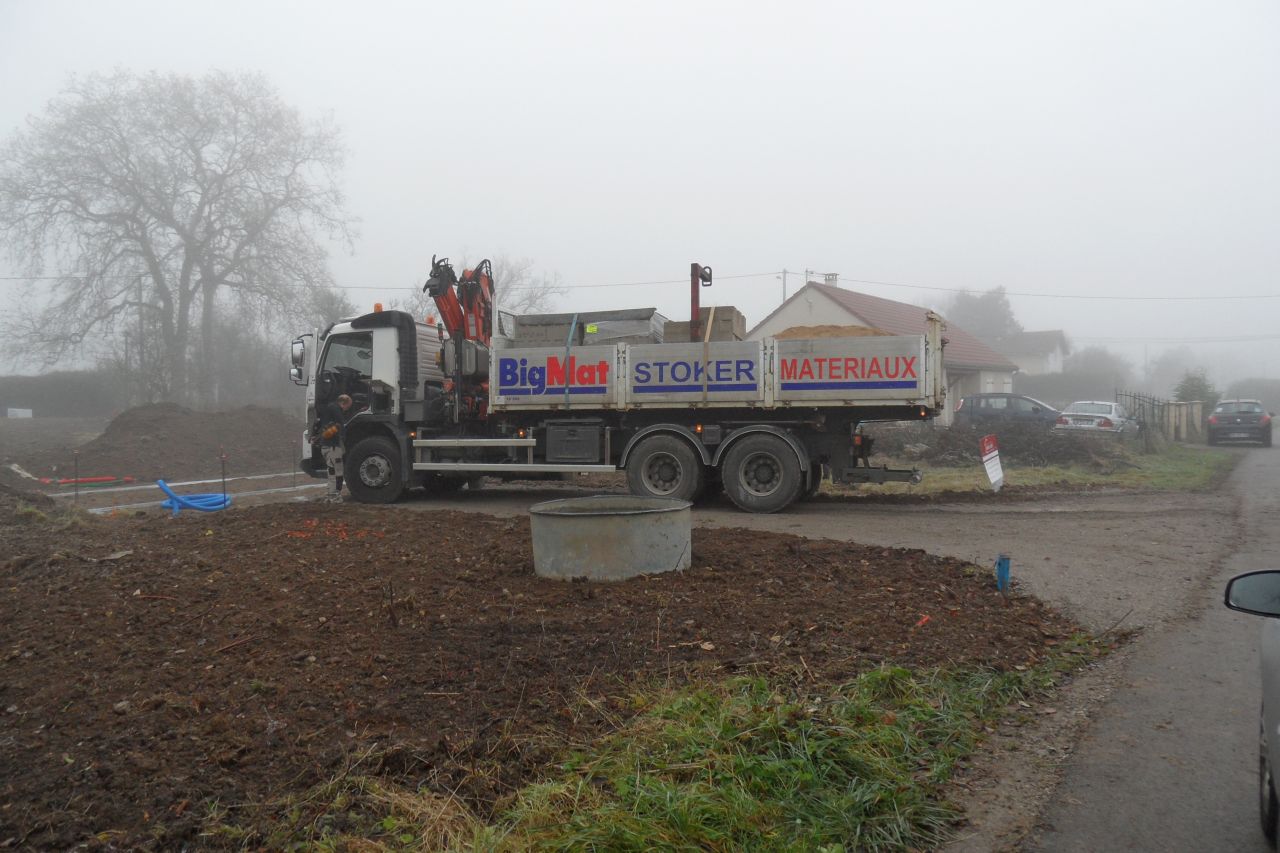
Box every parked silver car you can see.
[1053,400,1139,435]
[1225,570,1280,848]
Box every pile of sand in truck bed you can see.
[773,324,891,339]
[20,403,300,482]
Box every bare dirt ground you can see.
[0,410,1243,850]
[1,406,298,483]
[0,485,1080,850]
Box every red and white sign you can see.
[980,434,1003,492]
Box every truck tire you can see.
[721,434,804,513]
[626,434,705,502]
[345,435,404,504]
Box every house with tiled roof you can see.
[989,330,1070,376]
[748,283,1018,424]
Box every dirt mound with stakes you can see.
[0,500,1082,850]
[21,403,299,482]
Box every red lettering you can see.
[781,359,800,381]
[901,356,917,378]
[546,357,566,386]
[799,360,814,380]
[844,357,859,379]
[828,358,843,380]
[596,360,609,384]
[867,358,883,378]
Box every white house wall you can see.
[748,288,860,338]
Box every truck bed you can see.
[491,326,944,412]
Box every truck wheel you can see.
[345,436,404,504]
[721,434,803,513]
[626,434,705,502]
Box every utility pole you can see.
[805,269,814,288]
[778,269,789,302]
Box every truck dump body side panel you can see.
[773,337,927,404]
[627,341,764,405]
[490,332,941,413]
[492,346,619,409]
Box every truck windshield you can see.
[319,333,373,403]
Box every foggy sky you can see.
[2,0,1278,383]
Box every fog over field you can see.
[1,1,1277,388]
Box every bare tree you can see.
[943,287,1023,339]
[308,285,360,328]
[490,255,567,316]
[0,70,355,402]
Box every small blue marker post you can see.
[995,554,1011,594]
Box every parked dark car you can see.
[1208,399,1273,447]
[953,393,1060,428]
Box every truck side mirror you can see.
[289,338,309,386]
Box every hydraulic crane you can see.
[423,256,495,424]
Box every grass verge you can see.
[210,640,1102,851]
[848,442,1241,497]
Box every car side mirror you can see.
[1225,570,1280,617]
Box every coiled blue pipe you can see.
[156,479,233,516]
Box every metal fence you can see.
[1116,390,1203,443]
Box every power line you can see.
[0,271,779,292]
[1074,333,1280,344]
[829,275,1280,302]
[6,269,1280,302]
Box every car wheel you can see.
[626,434,704,502]
[720,433,804,513]
[345,435,404,504]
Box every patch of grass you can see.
[847,442,1240,496]
[202,643,1101,852]
[13,500,50,523]
[490,649,1095,853]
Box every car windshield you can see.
[1215,402,1264,414]
[1065,402,1113,415]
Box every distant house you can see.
[990,330,1070,376]
[748,283,1018,423]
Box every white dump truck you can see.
[289,259,945,513]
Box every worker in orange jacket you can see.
[317,394,353,500]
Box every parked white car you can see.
[1224,570,1280,848]
[1053,400,1139,435]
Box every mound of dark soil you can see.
[0,479,55,515]
[21,403,299,482]
[0,502,1082,850]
